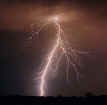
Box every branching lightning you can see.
[29,15,88,96]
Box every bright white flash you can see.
[29,15,88,96]
[52,16,59,22]
[48,15,60,23]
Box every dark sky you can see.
[0,0,107,96]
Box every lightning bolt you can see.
[40,21,61,96]
[29,15,88,96]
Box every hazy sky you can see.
[0,0,107,96]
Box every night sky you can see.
[0,0,107,96]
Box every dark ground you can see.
[1,94,107,105]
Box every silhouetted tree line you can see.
[0,92,107,105]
